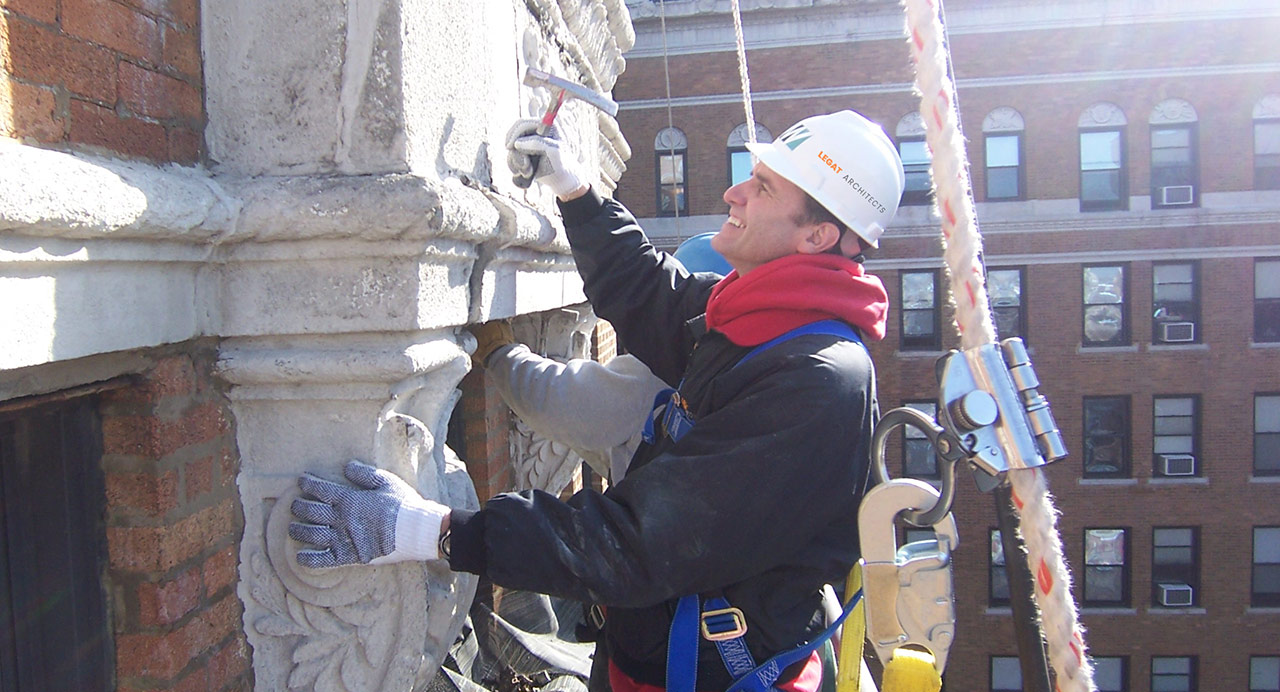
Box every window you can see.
[1,398,112,690]
[983,107,1025,200]
[901,270,941,351]
[991,656,1021,692]
[897,113,931,206]
[1084,528,1128,606]
[1256,95,1280,190]
[1150,100,1199,208]
[1152,263,1199,344]
[727,123,770,188]
[1084,264,1128,346]
[1254,527,1280,607]
[1152,527,1199,608]
[654,127,688,216]
[1092,656,1128,692]
[1079,103,1128,211]
[1084,396,1130,478]
[1151,657,1195,692]
[903,401,938,478]
[1257,259,1280,343]
[1258,395,1280,477]
[988,267,1026,340]
[1153,396,1198,477]
[990,529,1010,605]
[985,135,1023,201]
[1253,656,1280,692]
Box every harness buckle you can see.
[700,606,748,642]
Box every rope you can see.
[728,0,758,146]
[656,0,682,240]
[899,1,1096,691]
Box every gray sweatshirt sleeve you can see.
[485,344,668,478]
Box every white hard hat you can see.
[746,110,905,248]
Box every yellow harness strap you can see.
[834,565,866,692]
[881,650,942,692]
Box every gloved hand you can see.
[505,118,584,196]
[289,460,450,569]
[467,320,516,368]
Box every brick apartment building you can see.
[616,0,1280,690]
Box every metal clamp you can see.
[859,479,958,674]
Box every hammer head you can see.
[523,67,619,117]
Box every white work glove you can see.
[505,118,584,196]
[289,460,449,569]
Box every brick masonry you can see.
[98,343,251,692]
[1,0,203,163]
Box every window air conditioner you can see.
[1159,453,1197,476]
[1160,321,1196,343]
[1157,582,1194,607]
[1160,185,1195,206]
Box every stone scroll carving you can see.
[225,335,479,692]
[508,307,604,497]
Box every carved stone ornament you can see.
[1149,98,1197,125]
[1255,94,1280,119]
[1078,102,1127,128]
[896,111,926,137]
[727,122,773,146]
[656,126,689,151]
[983,106,1025,133]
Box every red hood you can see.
[705,253,889,347]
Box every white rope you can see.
[899,1,1096,691]
[728,0,758,146]
[657,0,683,239]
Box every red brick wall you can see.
[98,344,250,691]
[457,365,514,503]
[1,0,203,163]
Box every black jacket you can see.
[450,190,877,690]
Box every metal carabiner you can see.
[870,406,968,527]
[858,478,959,674]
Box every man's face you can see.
[712,163,821,275]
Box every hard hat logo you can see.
[746,110,906,249]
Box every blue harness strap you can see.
[667,589,864,692]
[643,320,862,446]
[661,319,865,692]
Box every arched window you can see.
[1255,95,1280,190]
[726,123,771,187]
[982,107,1025,201]
[654,127,688,216]
[896,112,931,206]
[1149,99,1199,208]
[1078,103,1128,211]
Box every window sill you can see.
[1249,475,1280,484]
[1080,607,1138,615]
[1246,607,1280,614]
[1076,344,1140,354]
[984,606,1013,616]
[1079,477,1138,486]
[1146,607,1206,615]
[1251,341,1280,349]
[1146,476,1208,486]
[895,349,947,359]
[1146,342,1209,352]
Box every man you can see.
[289,110,905,692]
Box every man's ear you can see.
[798,221,843,255]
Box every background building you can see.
[616,1,1280,690]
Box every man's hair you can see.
[793,195,868,256]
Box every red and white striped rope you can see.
[900,1,1096,690]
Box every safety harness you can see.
[638,319,866,692]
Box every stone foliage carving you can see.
[1149,98,1197,124]
[1078,102,1127,127]
[728,122,773,146]
[1253,94,1280,119]
[982,107,1025,133]
[896,111,926,137]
